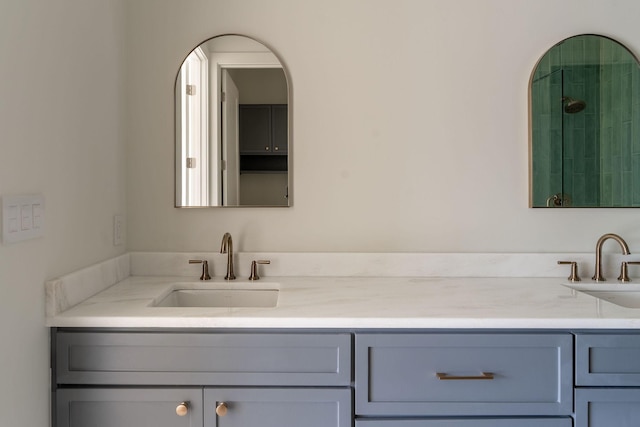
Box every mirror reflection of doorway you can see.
[175,35,291,207]
[221,68,288,206]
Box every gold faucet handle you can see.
[619,261,640,283]
[249,260,271,281]
[188,259,211,280]
[558,261,581,282]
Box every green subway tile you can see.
[623,171,633,205]
[573,173,586,206]
[633,155,640,204]
[585,131,596,158]
[585,172,599,205]
[601,173,613,206]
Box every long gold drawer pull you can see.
[436,372,494,380]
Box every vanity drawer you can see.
[356,419,572,427]
[55,331,351,386]
[576,333,640,386]
[575,388,640,426]
[355,333,573,416]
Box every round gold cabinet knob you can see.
[176,401,189,416]
[215,402,228,417]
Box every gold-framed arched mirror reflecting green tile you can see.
[530,34,640,207]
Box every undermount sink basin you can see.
[563,283,640,308]
[152,284,279,308]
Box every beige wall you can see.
[0,0,126,425]
[4,1,640,426]
[127,0,640,253]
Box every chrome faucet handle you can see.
[619,261,640,283]
[249,260,270,281]
[558,261,581,282]
[189,259,211,281]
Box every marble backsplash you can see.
[45,254,130,318]
[46,251,638,317]
[130,252,606,278]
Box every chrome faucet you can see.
[220,232,236,280]
[592,233,630,282]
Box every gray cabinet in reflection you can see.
[239,104,288,173]
[271,104,288,153]
[239,104,288,155]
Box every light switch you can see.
[9,217,18,233]
[7,205,18,232]
[2,194,45,244]
[21,204,33,231]
[33,203,43,229]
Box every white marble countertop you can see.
[45,275,640,329]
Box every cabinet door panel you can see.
[271,105,288,153]
[575,388,640,427]
[205,388,351,427]
[56,388,203,427]
[356,419,572,427]
[239,105,271,153]
[576,333,640,386]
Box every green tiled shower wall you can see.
[531,63,562,206]
[531,36,640,207]
[599,39,640,205]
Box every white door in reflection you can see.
[177,47,209,206]
[222,69,240,205]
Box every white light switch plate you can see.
[2,194,45,244]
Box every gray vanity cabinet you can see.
[57,387,351,427]
[53,331,351,427]
[55,329,640,426]
[56,388,203,427]
[575,334,640,427]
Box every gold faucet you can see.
[592,233,630,282]
[220,232,236,280]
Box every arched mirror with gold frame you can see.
[529,34,640,207]
[175,34,291,207]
